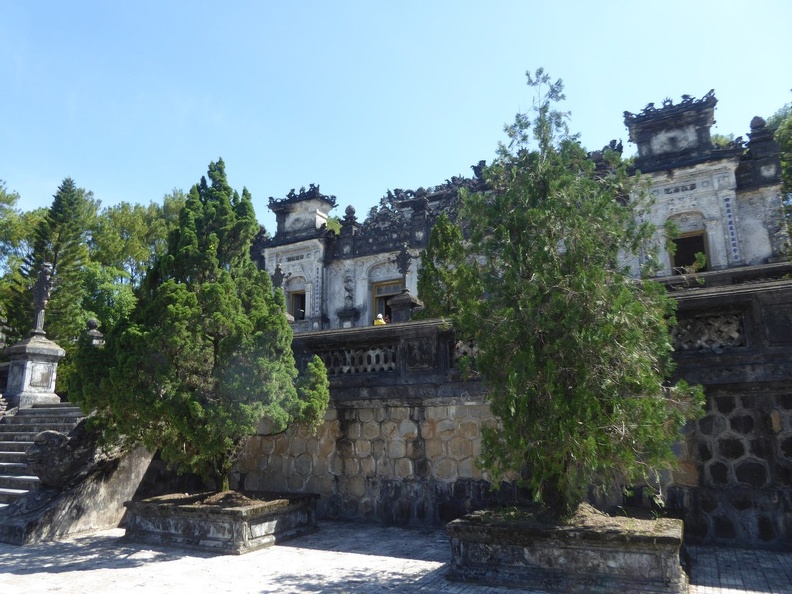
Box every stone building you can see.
[243,93,792,549]
[260,92,788,331]
[260,171,485,332]
[624,91,788,277]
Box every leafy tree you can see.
[711,133,735,148]
[90,191,186,286]
[326,215,342,234]
[0,180,22,278]
[70,159,329,491]
[81,261,137,332]
[423,69,703,517]
[0,182,46,278]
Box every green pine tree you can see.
[70,159,329,491]
[4,178,96,344]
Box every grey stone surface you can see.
[0,521,789,593]
[3,334,64,409]
[124,492,318,554]
[447,507,687,593]
[0,444,152,545]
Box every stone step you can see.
[30,402,80,409]
[0,486,28,505]
[0,432,40,442]
[0,441,33,452]
[0,405,85,506]
[0,474,39,490]
[11,409,84,420]
[0,451,27,463]
[0,424,75,435]
[3,415,82,426]
[0,462,30,476]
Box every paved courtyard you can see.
[1,521,790,593]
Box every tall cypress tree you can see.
[71,159,329,491]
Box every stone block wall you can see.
[670,387,792,548]
[235,396,528,525]
[668,273,792,549]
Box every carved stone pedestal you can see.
[3,333,65,409]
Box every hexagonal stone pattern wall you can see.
[670,390,792,548]
[235,398,528,525]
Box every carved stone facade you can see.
[234,321,530,525]
[260,173,485,332]
[665,269,792,549]
[260,94,787,333]
[234,276,792,548]
[624,93,788,277]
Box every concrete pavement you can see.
[1,521,790,593]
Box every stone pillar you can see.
[3,334,65,408]
[387,289,423,323]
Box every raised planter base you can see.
[446,504,688,594]
[124,491,318,555]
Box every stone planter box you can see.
[446,505,688,593]
[124,491,318,555]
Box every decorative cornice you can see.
[268,184,337,212]
[624,90,717,126]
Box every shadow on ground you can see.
[279,521,450,562]
[0,530,209,575]
[253,566,456,594]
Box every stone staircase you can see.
[0,403,84,508]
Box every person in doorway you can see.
[373,313,387,326]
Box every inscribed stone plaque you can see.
[30,362,53,388]
[406,338,435,370]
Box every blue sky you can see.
[2,1,790,233]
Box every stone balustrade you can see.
[235,320,522,525]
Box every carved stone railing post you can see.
[82,318,105,347]
[388,243,423,323]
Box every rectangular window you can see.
[372,280,403,321]
[671,232,708,274]
[290,291,306,321]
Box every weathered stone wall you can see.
[667,271,792,549]
[235,320,528,525]
[236,278,792,547]
[670,387,792,548]
[235,396,525,525]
